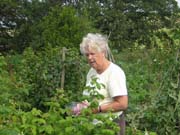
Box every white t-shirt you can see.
[83,62,128,117]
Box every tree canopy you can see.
[0,0,179,52]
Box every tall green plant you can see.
[122,27,180,134]
[0,54,29,106]
[13,46,88,110]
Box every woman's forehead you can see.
[85,44,100,52]
[85,47,99,54]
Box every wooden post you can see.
[61,47,66,89]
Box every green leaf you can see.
[0,128,19,135]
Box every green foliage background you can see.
[0,0,180,135]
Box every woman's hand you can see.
[72,100,89,115]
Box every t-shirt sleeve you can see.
[108,67,128,97]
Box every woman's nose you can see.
[87,54,92,60]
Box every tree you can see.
[0,0,66,52]
[122,0,179,47]
[69,0,180,49]
[30,5,95,50]
[12,0,54,52]
[0,0,21,52]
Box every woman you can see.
[75,33,128,135]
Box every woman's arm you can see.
[93,95,128,113]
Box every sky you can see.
[176,0,180,7]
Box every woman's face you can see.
[85,48,105,71]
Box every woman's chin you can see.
[91,64,97,69]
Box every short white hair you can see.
[80,33,109,57]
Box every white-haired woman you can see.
[78,33,128,135]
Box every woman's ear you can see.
[103,51,108,58]
[102,51,106,57]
